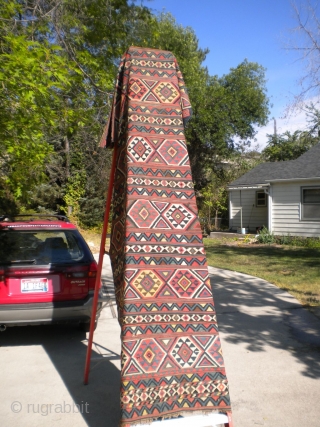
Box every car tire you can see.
[79,321,97,332]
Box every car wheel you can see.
[79,321,97,332]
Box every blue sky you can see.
[146,0,313,149]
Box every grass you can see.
[78,226,320,308]
[204,238,320,307]
[78,227,110,254]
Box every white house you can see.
[228,143,320,237]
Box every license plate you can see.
[21,278,48,293]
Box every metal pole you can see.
[84,145,118,385]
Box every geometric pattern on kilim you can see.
[122,312,217,324]
[122,302,216,313]
[124,256,207,266]
[127,177,194,189]
[121,379,229,406]
[103,46,231,426]
[125,244,204,255]
[129,114,183,126]
[121,323,220,337]
[127,188,195,199]
[128,166,193,179]
[125,233,204,244]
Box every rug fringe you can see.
[119,409,231,427]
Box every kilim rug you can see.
[100,47,232,427]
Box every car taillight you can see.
[88,261,100,290]
[88,261,97,278]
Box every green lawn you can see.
[79,227,320,308]
[204,238,320,307]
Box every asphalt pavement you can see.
[0,255,319,427]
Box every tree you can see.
[198,151,262,232]
[262,129,319,161]
[0,3,270,227]
[131,13,270,191]
[0,1,76,202]
[0,0,153,218]
[186,60,269,191]
[288,1,320,107]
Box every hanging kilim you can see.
[100,47,232,427]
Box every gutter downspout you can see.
[240,190,243,230]
[266,185,272,233]
[229,191,232,230]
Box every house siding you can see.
[272,180,320,237]
[229,189,268,232]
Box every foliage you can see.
[273,234,320,249]
[288,1,320,107]
[0,2,270,227]
[186,60,269,191]
[128,13,270,191]
[262,129,319,161]
[199,150,262,232]
[256,226,275,244]
[0,2,77,202]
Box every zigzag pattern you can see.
[122,323,219,336]
[122,379,229,406]
[126,232,203,244]
[104,47,231,426]
[128,124,184,135]
[125,244,204,255]
[129,49,175,59]
[129,105,182,116]
[125,256,207,266]
[127,188,194,199]
[128,177,194,189]
[122,312,216,324]
[131,68,177,78]
[129,114,183,126]
[128,167,192,178]
[131,58,176,68]
[121,371,228,390]
[122,302,216,313]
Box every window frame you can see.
[256,190,267,207]
[300,186,320,221]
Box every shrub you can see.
[257,227,275,244]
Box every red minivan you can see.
[0,215,102,331]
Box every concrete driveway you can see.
[0,256,319,427]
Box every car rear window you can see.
[0,230,91,266]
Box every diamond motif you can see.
[134,339,166,373]
[177,275,192,291]
[169,270,201,297]
[158,140,188,165]
[128,200,159,228]
[154,82,179,103]
[177,343,193,363]
[139,207,149,221]
[171,337,200,368]
[167,147,177,157]
[128,136,153,162]
[129,78,148,100]
[134,270,164,297]
[164,204,194,229]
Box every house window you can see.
[301,187,320,220]
[256,190,267,207]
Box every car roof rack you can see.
[0,214,70,223]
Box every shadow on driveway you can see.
[210,267,320,380]
[1,324,121,427]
